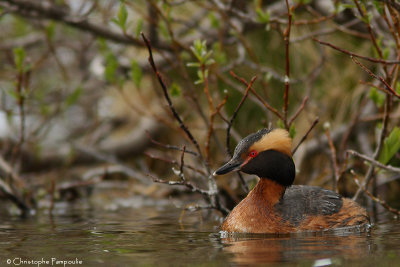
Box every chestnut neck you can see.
[250,178,286,206]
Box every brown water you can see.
[1,200,400,266]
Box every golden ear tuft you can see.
[250,128,292,156]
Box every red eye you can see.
[249,150,258,158]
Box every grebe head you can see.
[214,128,294,186]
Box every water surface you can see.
[1,200,400,266]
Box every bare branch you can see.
[347,150,400,173]
[144,152,206,176]
[230,71,282,120]
[288,96,308,126]
[151,176,210,196]
[74,145,151,185]
[314,38,400,64]
[283,0,293,128]
[0,177,31,213]
[178,145,186,181]
[351,56,400,99]
[352,170,400,216]
[145,131,198,156]
[141,33,203,158]
[0,155,24,186]
[226,74,257,156]
[292,117,319,155]
[325,126,340,192]
[353,96,391,200]
[0,0,172,50]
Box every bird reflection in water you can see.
[220,227,372,265]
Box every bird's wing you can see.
[274,185,343,226]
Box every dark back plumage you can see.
[274,185,343,226]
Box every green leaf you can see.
[118,3,128,29]
[194,70,204,84]
[256,8,270,24]
[105,52,118,83]
[294,0,312,4]
[13,47,26,72]
[186,62,200,67]
[277,119,285,129]
[361,12,373,24]
[111,18,120,27]
[6,89,19,100]
[190,39,213,64]
[169,82,181,97]
[203,69,209,79]
[383,47,390,60]
[396,82,400,95]
[205,58,215,66]
[46,22,56,40]
[212,43,226,64]
[264,72,273,81]
[111,2,128,31]
[289,123,297,139]
[158,21,169,39]
[98,38,108,53]
[378,127,400,164]
[336,3,355,13]
[131,59,142,88]
[135,19,143,38]
[373,0,384,14]
[208,12,219,28]
[65,86,83,108]
[40,105,51,116]
[369,87,385,108]
[162,3,172,21]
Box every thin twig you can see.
[75,144,151,184]
[283,0,293,128]
[0,177,30,213]
[313,38,400,64]
[353,0,386,66]
[148,172,229,215]
[288,96,308,126]
[383,0,400,13]
[347,150,400,173]
[144,152,206,175]
[141,33,203,157]
[338,96,368,156]
[294,13,336,26]
[145,131,198,156]
[0,0,172,51]
[326,127,340,192]
[223,74,256,193]
[292,117,319,155]
[292,19,370,43]
[352,170,400,216]
[183,204,215,212]
[0,155,24,186]
[10,62,28,167]
[178,145,186,181]
[351,56,400,99]
[364,189,400,216]
[226,75,257,155]
[206,95,228,162]
[49,177,55,216]
[230,71,282,120]
[151,176,210,196]
[353,96,391,200]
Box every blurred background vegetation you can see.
[0,0,399,221]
